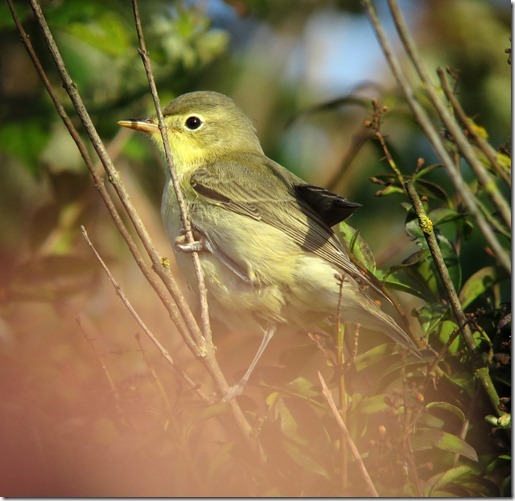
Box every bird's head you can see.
[118,91,263,169]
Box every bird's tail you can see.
[356,295,421,357]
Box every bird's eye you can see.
[185,116,203,130]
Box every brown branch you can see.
[16,0,205,347]
[127,1,266,455]
[318,372,379,497]
[5,0,204,350]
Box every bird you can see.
[118,90,420,399]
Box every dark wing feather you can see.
[295,184,361,227]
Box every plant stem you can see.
[405,181,503,417]
[130,0,213,348]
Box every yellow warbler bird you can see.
[118,91,419,399]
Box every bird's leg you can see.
[222,325,277,401]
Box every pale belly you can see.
[160,181,358,335]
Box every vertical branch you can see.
[17,0,205,346]
[405,181,503,416]
[437,67,510,187]
[81,226,207,401]
[335,278,348,490]
[400,365,422,496]
[130,0,212,347]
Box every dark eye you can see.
[185,116,203,130]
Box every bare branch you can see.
[318,372,379,497]
[437,66,511,187]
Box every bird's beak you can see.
[117,118,159,134]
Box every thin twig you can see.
[334,277,348,490]
[130,0,212,347]
[401,364,423,495]
[76,314,122,404]
[437,67,511,187]
[81,226,207,401]
[318,372,379,497]
[387,0,511,229]
[362,0,511,274]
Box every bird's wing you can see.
[188,155,366,284]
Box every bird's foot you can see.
[175,233,207,253]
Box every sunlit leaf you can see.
[354,394,392,415]
[286,376,319,398]
[459,266,502,309]
[436,231,462,291]
[64,12,130,57]
[429,208,467,227]
[207,442,235,480]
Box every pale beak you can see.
[117,118,159,134]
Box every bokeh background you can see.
[0,0,510,496]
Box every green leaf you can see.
[338,222,376,274]
[459,266,501,309]
[385,251,438,301]
[354,343,393,371]
[285,377,319,398]
[424,465,475,496]
[354,394,391,415]
[207,442,235,480]
[429,208,467,226]
[375,184,404,197]
[414,178,452,204]
[63,12,130,56]
[436,231,462,292]
[0,121,50,175]
[269,397,298,439]
[426,401,466,422]
[413,163,445,181]
[413,429,478,462]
